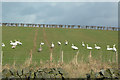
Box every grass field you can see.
[2,26,118,65]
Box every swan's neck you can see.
[87,45,88,47]
[95,44,97,47]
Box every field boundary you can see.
[2,23,119,31]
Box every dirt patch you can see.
[28,29,38,63]
[43,28,53,53]
[33,29,38,52]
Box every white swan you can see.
[87,44,92,50]
[51,42,54,48]
[113,44,117,52]
[82,42,85,47]
[58,41,61,45]
[10,40,17,46]
[15,40,19,44]
[2,43,5,47]
[65,40,68,45]
[18,41,22,45]
[94,44,101,50]
[71,44,78,50]
[107,45,113,51]
[15,40,22,45]
[40,42,44,45]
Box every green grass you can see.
[2,26,118,65]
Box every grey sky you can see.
[2,2,118,27]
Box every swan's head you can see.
[113,45,116,48]
[107,45,109,48]
[10,40,12,43]
[113,44,116,47]
[86,44,88,46]
[72,44,74,46]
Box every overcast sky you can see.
[2,2,118,27]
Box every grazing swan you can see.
[71,44,78,50]
[10,40,17,46]
[51,42,54,48]
[113,44,117,52]
[94,44,101,50]
[15,40,19,44]
[82,42,85,47]
[65,40,68,45]
[87,44,92,50]
[15,40,22,45]
[2,43,5,47]
[86,44,92,58]
[18,41,22,45]
[58,41,61,45]
[107,45,113,51]
[10,40,13,45]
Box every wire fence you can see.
[2,50,117,66]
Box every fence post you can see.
[50,52,53,62]
[0,51,3,78]
[61,51,63,63]
[76,50,79,65]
